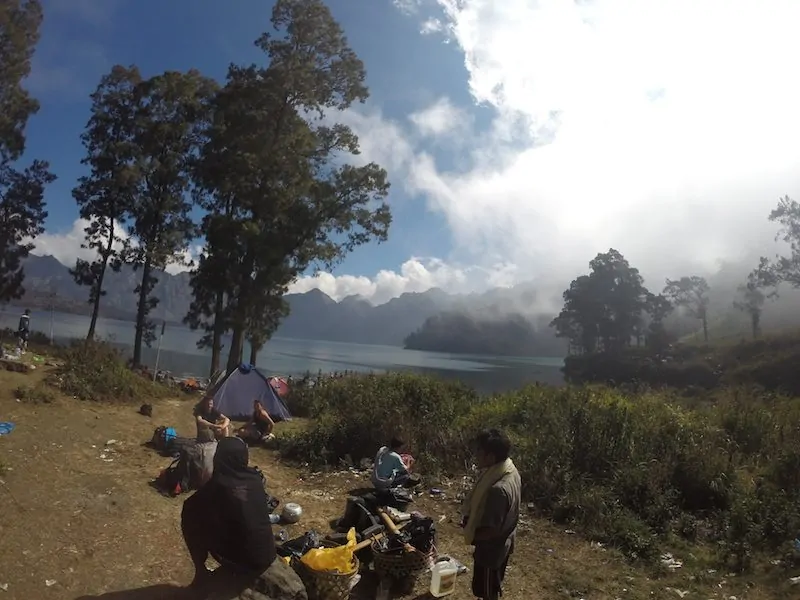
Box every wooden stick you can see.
[377,508,415,553]
[352,520,409,551]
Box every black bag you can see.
[154,443,207,496]
[165,436,196,458]
[339,496,381,534]
[149,426,177,453]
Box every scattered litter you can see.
[438,515,447,523]
[45,580,56,587]
[105,440,118,446]
[0,422,15,436]
[564,529,576,535]
[789,576,800,585]
[660,553,683,570]
[665,588,689,598]
[0,583,7,591]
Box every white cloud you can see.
[392,0,423,15]
[30,218,198,275]
[288,257,518,305]
[32,220,507,305]
[382,0,800,285]
[409,97,469,138]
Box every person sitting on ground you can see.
[237,400,275,444]
[461,428,521,600]
[181,436,276,590]
[371,437,421,490]
[193,395,231,440]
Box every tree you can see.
[0,0,42,163]
[190,0,391,376]
[122,68,217,366]
[551,249,650,354]
[69,66,139,339]
[663,276,710,343]
[733,257,779,339]
[183,196,237,375]
[0,0,55,303]
[643,292,674,350]
[769,195,800,287]
[246,287,290,366]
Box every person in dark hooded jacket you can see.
[181,436,276,589]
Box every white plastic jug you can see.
[429,558,458,597]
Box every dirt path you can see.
[0,369,784,599]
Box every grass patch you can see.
[282,373,800,570]
[52,340,171,402]
[14,383,56,404]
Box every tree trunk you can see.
[225,255,254,374]
[702,315,709,343]
[87,230,116,341]
[132,256,153,367]
[751,311,761,339]
[87,266,104,341]
[249,341,259,367]
[226,323,245,374]
[209,291,225,377]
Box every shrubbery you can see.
[281,373,800,568]
[563,332,800,395]
[54,340,170,402]
[283,373,477,470]
[14,383,56,404]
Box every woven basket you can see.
[371,541,434,580]
[291,553,360,600]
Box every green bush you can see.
[279,372,477,471]
[54,340,170,402]
[282,372,800,567]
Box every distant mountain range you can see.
[19,253,800,353]
[17,254,562,349]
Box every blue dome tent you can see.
[211,363,292,421]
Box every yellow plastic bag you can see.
[300,528,357,574]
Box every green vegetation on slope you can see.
[562,330,800,395]
[52,340,171,402]
[283,372,800,572]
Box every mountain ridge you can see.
[18,254,552,347]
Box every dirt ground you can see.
[0,365,794,600]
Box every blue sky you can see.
[27,0,800,305]
[28,1,466,291]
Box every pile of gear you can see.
[275,487,439,599]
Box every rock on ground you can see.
[204,559,307,600]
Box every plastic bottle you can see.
[429,558,458,597]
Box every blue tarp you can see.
[212,364,292,421]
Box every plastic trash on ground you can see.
[300,527,357,574]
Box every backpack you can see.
[155,443,209,496]
[150,426,177,453]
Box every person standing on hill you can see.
[17,309,30,353]
[461,429,521,600]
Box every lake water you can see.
[0,308,565,394]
